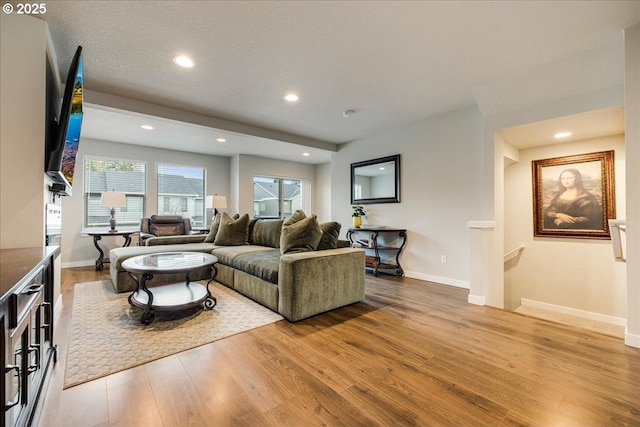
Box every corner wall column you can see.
[467,221,495,306]
[624,23,640,348]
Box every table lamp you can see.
[212,195,227,217]
[101,191,126,232]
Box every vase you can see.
[353,216,362,228]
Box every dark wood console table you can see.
[347,227,407,276]
[87,230,137,271]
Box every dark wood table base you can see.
[87,231,136,271]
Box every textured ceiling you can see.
[35,1,640,161]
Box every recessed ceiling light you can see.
[379,167,385,170]
[302,152,310,157]
[173,55,194,68]
[141,125,154,130]
[554,131,572,139]
[284,93,299,102]
[216,138,226,143]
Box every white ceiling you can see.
[499,106,625,149]
[37,1,640,162]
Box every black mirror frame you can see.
[351,154,401,204]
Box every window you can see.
[83,157,146,230]
[157,164,205,227]
[253,176,309,218]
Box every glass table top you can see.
[122,252,217,274]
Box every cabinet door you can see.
[5,316,29,427]
[27,292,45,393]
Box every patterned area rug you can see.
[64,280,283,388]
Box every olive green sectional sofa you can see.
[109,211,365,322]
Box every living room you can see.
[1,2,640,426]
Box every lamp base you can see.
[109,207,118,233]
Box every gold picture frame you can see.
[532,150,615,239]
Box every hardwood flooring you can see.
[38,267,640,427]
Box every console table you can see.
[347,227,407,276]
[87,230,137,271]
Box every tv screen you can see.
[46,46,83,195]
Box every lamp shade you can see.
[213,195,227,209]
[101,191,126,208]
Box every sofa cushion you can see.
[211,245,274,266]
[280,212,322,254]
[231,248,281,284]
[249,219,284,248]
[317,221,342,250]
[214,213,249,246]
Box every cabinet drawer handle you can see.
[4,364,21,410]
[27,345,40,373]
[21,284,43,295]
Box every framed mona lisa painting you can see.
[532,150,615,239]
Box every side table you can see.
[87,230,137,271]
[347,226,407,276]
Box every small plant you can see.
[352,203,366,217]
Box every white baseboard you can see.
[520,298,627,327]
[62,260,95,269]
[53,294,63,323]
[467,294,486,306]
[625,330,640,348]
[404,270,469,289]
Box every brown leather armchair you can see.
[139,215,193,245]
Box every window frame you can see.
[253,175,309,218]
[156,163,206,227]
[82,155,147,232]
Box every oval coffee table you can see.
[122,252,218,324]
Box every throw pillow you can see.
[283,209,306,226]
[316,221,341,250]
[280,213,322,254]
[214,213,249,246]
[203,213,222,243]
[250,218,284,248]
[204,213,239,243]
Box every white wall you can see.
[0,13,48,249]
[60,137,230,266]
[331,106,484,287]
[504,135,626,320]
[315,162,332,222]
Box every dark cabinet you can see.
[1,247,58,427]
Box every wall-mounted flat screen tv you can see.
[46,45,83,196]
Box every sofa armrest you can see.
[337,239,351,248]
[145,234,207,246]
[278,248,365,322]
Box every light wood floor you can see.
[38,267,640,427]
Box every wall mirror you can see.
[351,154,401,204]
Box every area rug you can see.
[64,280,283,388]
